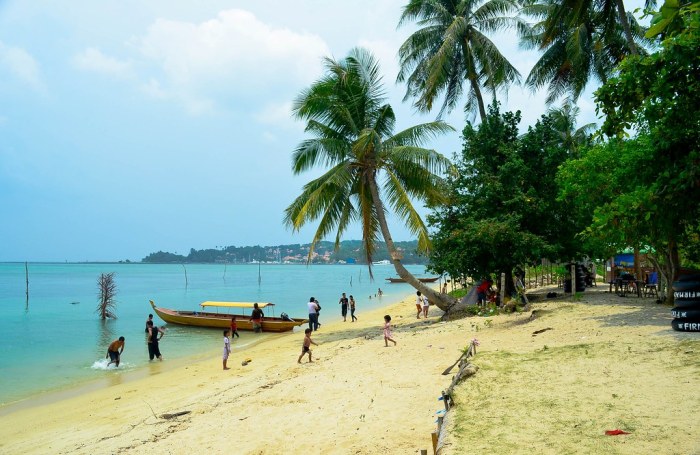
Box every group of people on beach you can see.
[106,291,401,371]
[105,313,167,368]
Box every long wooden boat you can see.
[385,277,440,283]
[149,300,308,333]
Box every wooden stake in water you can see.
[182,263,188,288]
[25,261,29,304]
[258,260,261,286]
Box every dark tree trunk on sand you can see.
[500,269,516,302]
[368,175,457,312]
[649,238,680,305]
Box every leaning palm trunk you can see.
[369,177,457,312]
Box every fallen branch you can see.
[161,411,191,419]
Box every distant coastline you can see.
[141,239,428,265]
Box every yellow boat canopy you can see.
[200,301,274,309]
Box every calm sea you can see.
[0,262,427,407]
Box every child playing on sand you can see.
[230,316,240,339]
[297,328,318,363]
[383,315,397,347]
[223,329,231,370]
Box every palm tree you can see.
[521,0,648,103]
[397,0,524,122]
[284,48,457,310]
[547,98,596,157]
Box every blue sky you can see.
[0,0,646,262]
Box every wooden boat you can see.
[149,300,308,333]
[385,277,440,283]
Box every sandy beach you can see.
[1,286,698,454]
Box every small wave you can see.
[91,359,133,370]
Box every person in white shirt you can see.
[307,297,320,331]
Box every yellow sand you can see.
[1,286,698,455]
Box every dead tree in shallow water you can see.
[96,272,117,319]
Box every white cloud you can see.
[254,101,300,128]
[135,9,330,113]
[0,41,45,92]
[72,47,133,78]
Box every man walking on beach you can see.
[308,297,319,331]
[339,292,349,322]
[106,336,125,367]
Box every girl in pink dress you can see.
[383,315,397,347]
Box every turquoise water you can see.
[0,262,427,406]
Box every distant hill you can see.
[142,240,427,264]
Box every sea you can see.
[0,262,428,408]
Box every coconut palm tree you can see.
[284,47,457,310]
[547,98,596,157]
[521,0,648,103]
[397,0,525,121]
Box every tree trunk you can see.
[633,246,641,280]
[615,0,639,56]
[367,175,457,312]
[470,77,487,122]
[501,268,516,301]
[648,238,680,305]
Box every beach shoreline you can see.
[2,285,698,454]
[0,289,419,417]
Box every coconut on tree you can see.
[284,47,457,310]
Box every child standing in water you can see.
[297,328,318,363]
[230,316,240,339]
[223,329,231,370]
[383,315,397,347]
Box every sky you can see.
[0,0,647,262]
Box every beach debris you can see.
[241,358,252,366]
[532,327,553,336]
[605,429,630,436]
[161,411,191,419]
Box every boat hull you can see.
[150,303,308,333]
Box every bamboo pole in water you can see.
[182,264,188,288]
[25,261,29,303]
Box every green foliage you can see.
[397,0,523,120]
[559,8,700,293]
[520,0,648,103]
[646,0,700,39]
[284,47,454,272]
[428,104,583,289]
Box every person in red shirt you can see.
[477,279,493,306]
[230,316,240,339]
